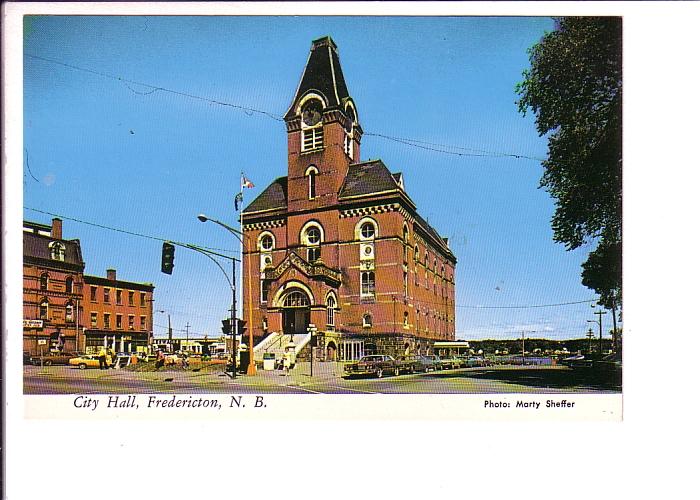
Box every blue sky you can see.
[23,15,613,341]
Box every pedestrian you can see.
[106,348,114,369]
[181,352,189,370]
[98,346,107,370]
[155,350,165,370]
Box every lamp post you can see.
[156,310,172,352]
[198,214,256,375]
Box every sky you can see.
[22,15,614,341]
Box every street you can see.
[24,362,621,395]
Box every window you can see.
[403,311,409,329]
[140,293,146,307]
[403,271,408,298]
[39,299,49,319]
[91,312,97,328]
[360,271,375,298]
[326,296,336,327]
[104,313,111,329]
[116,314,123,330]
[362,314,373,328]
[260,234,274,251]
[128,315,135,330]
[65,302,74,322]
[65,277,73,294]
[104,288,110,303]
[261,280,270,303]
[360,222,375,240]
[49,242,65,261]
[116,289,123,305]
[308,169,317,199]
[90,286,97,302]
[344,134,353,159]
[128,291,134,306]
[303,224,322,262]
[300,99,324,152]
[283,291,309,308]
[40,273,49,291]
[140,316,146,330]
[414,245,419,262]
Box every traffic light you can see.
[161,242,175,274]
[221,318,232,335]
[236,319,247,337]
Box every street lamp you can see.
[588,308,607,355]
[156,310,172,352]
[198,213,256,375]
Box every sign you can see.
[37,339,47,345]
[23,320,43,328]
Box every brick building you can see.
[23,218,85,355]
[83,269,154,354]
[242,37,456,361]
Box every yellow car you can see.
[69,355,102,369]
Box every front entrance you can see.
[281,290,311,336]
[282,308,310,335]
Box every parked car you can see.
[23,351,32,365]
[69,354,102,369]
[344,355,399,378]
[438,356,461,370]
[396,355,426,374]
[30,351,81,366]
[421,355,441,371]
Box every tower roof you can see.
[285,36,352,119]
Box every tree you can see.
[516,17,622,310]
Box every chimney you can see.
[107,269,117,281]
[51,218,63,239]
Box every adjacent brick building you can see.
[23,219,85,354]
[83,269,154,354]
[242,37,457,361]
[23,218,155,355]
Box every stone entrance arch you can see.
[279,288,311,336]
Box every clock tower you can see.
[284,36,362,213]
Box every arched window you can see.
[414,244,419,262]
[326,295,336,327]
[39,299,49,319]
[40,273,49,291]
[360,271,375,298]
[403,311,409,329]
[360,222,375,239]
[259,233,274,251]
[301,221,324,263]
[300,97,324,151]
[362,313,373,328]
[283,291,310,308]
[65,301,74,322]
[65,277,73,294]
[305,165,319,199]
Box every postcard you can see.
[7,1,691,498]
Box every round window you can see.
[360,222,375,239]
[260,235,273,251]
[306,227,321,245]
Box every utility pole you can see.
[594,309,607,354]
[522,331,525,364]
[185,322,190,354]
[167,314,172,351]
[586,328,595,354]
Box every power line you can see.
[25,53,285,122]
[26,53,545,163]
[24,206,238,256]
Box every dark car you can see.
[30,351,81,366]
[344,355,399,378]
[438,356,462,370]
[396,355,435,374]
[24,351,32,365]
[421,355,441,371]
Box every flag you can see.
[234,192,243,211]
[242,176,254,189]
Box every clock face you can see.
[301,101,322,127]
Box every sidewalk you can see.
[226,361,345,388]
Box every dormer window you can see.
[300,98,324,152]
[49,242,65,261]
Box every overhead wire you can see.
[26,53,545,163]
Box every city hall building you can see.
[242,37,456,361]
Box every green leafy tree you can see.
[516,17,622,310]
